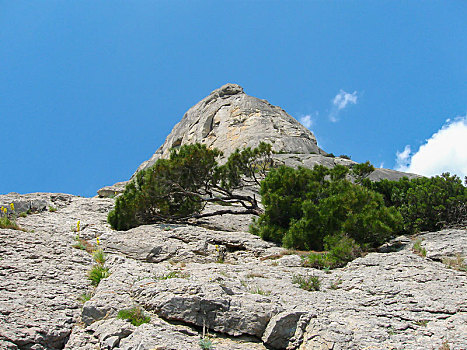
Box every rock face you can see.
[1,192,466,350]
[135,83,325,174]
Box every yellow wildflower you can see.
[215,245,219,251]
[96,237,100,245]
[77,220,80,232]
[10,203,14,211]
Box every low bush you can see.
[117,306,150,326]
[108,142,272,231]
[365,173,467,233]
[251,165,402,251]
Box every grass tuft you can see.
[88,265,110,286]
[292,274,321,291]
[117,306,150,326]
[92,249,106,265]
[0,215,21,230]
[412,238,427,257]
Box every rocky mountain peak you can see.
[135,84,325,173]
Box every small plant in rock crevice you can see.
[329,278,343,290]
[292,274,321,291]
[412,238,427,257]
[92,249,106,265]
[198,337,213,350]
[0,205,22,231]
[48,206,57,212]
[78,292,93,303]
[439,340,451,350]
[155,270,190,280]
[88,264,110,286]
[248,286,271,296]
[442,254,467,272]
[117,306,150,326]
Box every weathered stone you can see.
[97,181,128,198]
[132,277,282,337]
[262,311,307,349]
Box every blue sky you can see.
[1,1,466,197]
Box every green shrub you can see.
[88,265,110,286]
[108,142,273,230]
[117,306,150,326]
[19,212,27,218]
[366,173,467,233]
[251,165,402,251]
[305,234,362,269]
[48,206,57,212]
[292,274,321,291]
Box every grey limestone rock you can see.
[2,191,466,350]
[262,311,308,349]
[134,83,325,174]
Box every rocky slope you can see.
[1,193,466,350]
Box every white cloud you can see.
[300,115,313,129]
[395,145,411,171]
[329,90,358,122]
[395,116,467,179]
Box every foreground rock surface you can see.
[1,192,466,349]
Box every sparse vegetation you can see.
[439,340,450,350]
[292,274,321,291]
[198,337,213,350]
[72,235,93,253]
[0,205,22,230]
[412,238,427,257]
[329,277,343,290]
[442,254,467,272]
[92,249,106,265]
[88,265,110,286]
[155,270,190,280]
[248,286,271,295]
[414,319,429,327]
[0,215,20,230]
[19,212,27,218]
[117,306,150,326]
[78,292,93,303]
[48,206,57,212]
